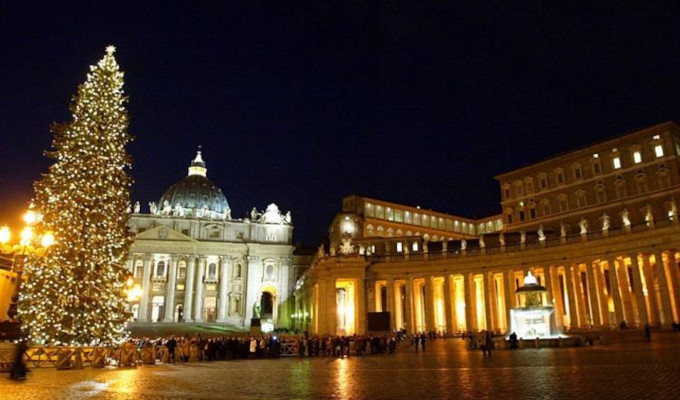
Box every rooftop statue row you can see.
[127,200,292,225]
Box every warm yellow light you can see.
[127,285,142,302]
[23,210,37,225]
[41,232,55,248]
[20,227,34,245]
[126,277,134,287]
[0,226,10,244]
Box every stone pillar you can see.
[386,278,396,330]
[356,278,367,334]
[641,254,660,326]
[629,254,648,326]
[618,258,635,324]
[425,277,436,331]
[163,256,178,322]
[572,264,588,327]
[545,266,565,331]
[464,273,476,332]
[654,251,674,326]
[503,270,515,333]
[217,256,230,322]
[367,281,376,313]
[193,256,206,323]
[404,278,413,334]
[484,272,495,332]
[607,257,625,325]
[565,264,580,329]
[594,262,611,327]
[183,256,196,323]
[138,255,153,322]
[443,275,455,335]
[585,262,603,327]
[666,252,680,322]
[326,279,337,335]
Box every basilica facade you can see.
[126,149,295,331]
[294,121,680,336]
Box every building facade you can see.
[294,122,680,336]
[126,149,295,330]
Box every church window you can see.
[155,261,166,278]
[178,263,187,279]
[654,144,664,158]
[134,260,143,278]
[207,263,218,280]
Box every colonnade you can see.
[379,250,679,334]
[297,248,680,336]
[126,254,243,324]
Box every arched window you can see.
[575,190,587,208]
[614,176,627,199]
[657,165,671,189]
[594,181,607,204]
[134,260,144,278]
[178,261,187,279]
[540,199,551,216]
[635,171,648,194]
[265,264,275,281]
[557,194,569,212]
[155,261,166,278]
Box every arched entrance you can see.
[260,292,274,319]
[151,296,165,323]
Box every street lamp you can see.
[0,209,55,381]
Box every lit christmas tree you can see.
[20,46,133,346]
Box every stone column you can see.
[138,255,153,322]
[572,264,588,327]
[386,278,396,330]
[565,264,580,329]
[617,259,635,324]
[464,273,476,332]
[594,262,611,327]
[607,257,625,325]
[629,254,649,326]
[404,278,413,334]
[443,275,455,335]
[163,256,178,322]
[125,257,134,274]
[356,278,367,334]
[585,262,602,327]
[425,277,436,331]
[193,256,206,323]
[545,266,565,331]
[654,251,674,326]
[504,270,515,333]
[484,272,495,332]
[326,279,337,335]
[217,256,230,322]
[183,256,196,323]
[666,252,680,321]
[641,254,660,326]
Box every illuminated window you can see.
[612,156,621,169]
[375,206,384,219]
[394,209,404,223]
[386,207,394,221]
[413,213,421,225]
[365,203,375,217]
[633,150,642,164]
[654,144,664,158]
[404,211,411,224]
[412,242,419,252]
[396,242,403,252]
[422,216,430,227]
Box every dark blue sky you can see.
[1,2,679,245]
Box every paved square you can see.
[2,337,679,400]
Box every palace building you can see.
[126,149,295,331]
[293,121,680,336]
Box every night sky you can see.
[1,2,679,246]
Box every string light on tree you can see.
[19,45,134,346]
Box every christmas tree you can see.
[20,46,133,346]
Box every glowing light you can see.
[20,227,34,246]
[523,271,538,285]
[23,210,37,225]
[40,232,55,248]
[0,226,10,244]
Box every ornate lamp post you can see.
[0,209,55,380]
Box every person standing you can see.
[485,331,493,356]
[644,324,652,342]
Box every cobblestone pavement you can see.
[2,337,679,400]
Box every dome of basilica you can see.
[158,148,229,217]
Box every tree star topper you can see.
[106,45,116,55]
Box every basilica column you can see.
[163,256,178,322]
[386,278,396,330]
[326,279,338,335]
[607,257,625,325]
[545,266,564,331]
[443,275,455,335]
[629,254,648,326]
[425,276,436,331]
[484,272,495,332]
[503,270,515,333]
[464,272,476,332]
[183,256,196,323]
[666,252,680,321]
[138,255,153,322]
[654,251,674,326]
[617,259,635,324]
[641,254,660,326]
[404,277,414,333]
[572,264,588,327]
[193,256,206,322]
[356,277,367,334]
[585,262,603,327]
[594,262,611,327]
[217,256,230,322]
[565,264,580,328]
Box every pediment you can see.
[133,226,197,243]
